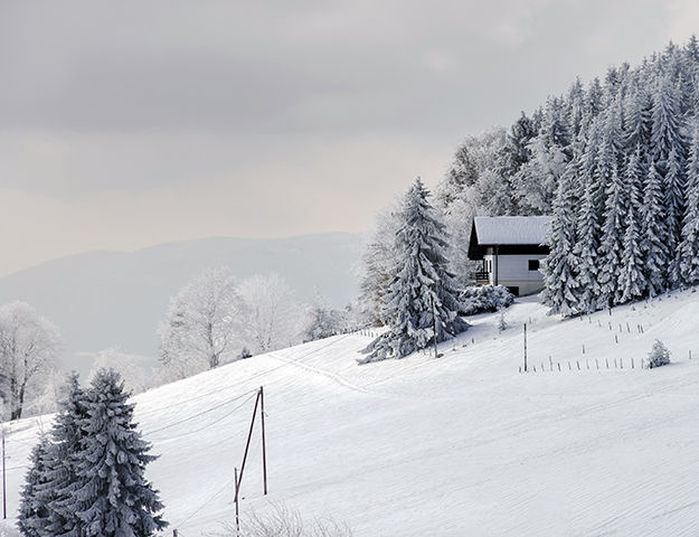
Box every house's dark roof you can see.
[468,216,552,260]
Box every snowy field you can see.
[4,289,699,536]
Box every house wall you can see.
[483,253,547,296]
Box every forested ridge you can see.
[433,37,699,314]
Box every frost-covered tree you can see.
[71,370,167,537]
[302,305,347,342]
[0,302,62,420]
[651,73,687,286]
[17,435,51,537]
[619,146,646,303]
[647,339,671,368]
[574,173,603,313]
[515,128,567,214]
[598,164,626,306]
[31,373,89,537]
[641,163,670,296]
[358,207,400,325]
[88,348,153,395]
[158,267,246,379]
[541,163,579,315]
[680,125,699,284]
[238,273,302,354]
[359,179,468,363]
[441,198,480,290]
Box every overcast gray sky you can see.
[0,0,697,275]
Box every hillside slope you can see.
[3,289,699,536]
[0,232,363,373]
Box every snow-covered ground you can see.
[4,289,699,536]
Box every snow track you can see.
[3,290,699,536]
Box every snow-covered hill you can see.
[0,233,363,374]
[4,289,699,536]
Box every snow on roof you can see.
[473,216,552,245]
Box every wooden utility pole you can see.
[523,323,528,373]
[260,386,268,495]
[234,467,240,536]
[431,295,439,359]
[2,431,6,520]
[233,386,269,533]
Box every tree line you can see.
[418,37,699,315]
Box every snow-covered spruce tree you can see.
[665,146,687,286]
[32,373,89,537]
[641,162,670,296]
[72,369,166,537]
[541,155,579,315]
[619,146,646,303]
[650,73,687,286]
[598,164,626,306]
[17,435,51,537]
[680,125,699,284]
[573,127,604,313]
[359,179,468,363]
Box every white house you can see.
[467,216,552,296]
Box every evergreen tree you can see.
[541,164,579,315]
[619,150,646,303]
[624,85,653,153]
[651,73,687,284]
[641,163,670,296]
[680,125,699,284]
[359,179,468,363]
[18,435,52,537]
[574,175,603,313]
[37,373,89,537]
[72,370,167,537]
[598,164,626,306]
[665,145,686,286]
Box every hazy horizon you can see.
[2,0,697,275]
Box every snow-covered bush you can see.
[497,311,508,332]
[303,306,347,342]
[460,285,515,316]
[217,503,352,537]
[647,339,671,369]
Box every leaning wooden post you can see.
[523,323,528,372]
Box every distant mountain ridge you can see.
[0,232,364,373]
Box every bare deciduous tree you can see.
[158,267,247,379]
[239,273,302,354]
[88,348,153,394]
[0,301,62,420]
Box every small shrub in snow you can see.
[497,311,508,332]
[303,306,348,343]
[647,339,671,369]
[217,503,352,537]
[238,346,253,359]
[460,285,515,316]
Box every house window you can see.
[528,259,540,271]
